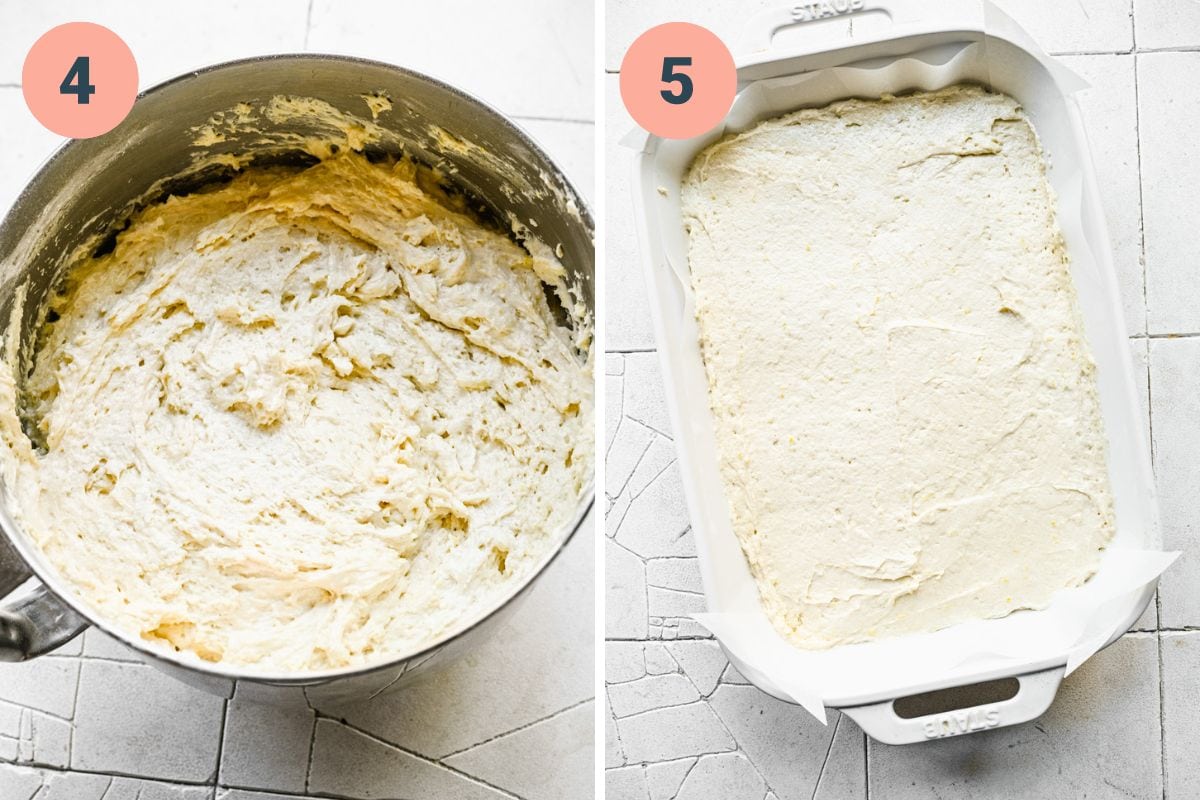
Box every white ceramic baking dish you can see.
[628,0,1163,744]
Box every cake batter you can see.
[681,85,1114,649]
[0,151,592,671]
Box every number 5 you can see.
[60,56,96,105]
[660,56,693,105]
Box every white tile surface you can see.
[607,763,651,799]
[1138,51,1200,333]
[989,0,1134,54]
[308,719,509,800]
[1134,0,1200,50]
[0,1,594,798]
[0,88,63,220]
[72,660,225,782]
[80,628,142,662]
[442,701,595,800]
[0,658,78,719]
[0,764,214,800]
[675,752,765,799]
[1161,631,1200,800]
[217,791,310,800]
[608,538,649,639]
[610,673,700,717]
[1149,337,1200,628]
[667,640,726,696]
[1057,53,1145,334]
[219,687,315,793]
[709,691,864,800]
[646,759,693,800]
[605,0,791,72]
[614,701,735,763]
[0,0,309,87]
[604,2,1191,796]
[307,0,593,122]
[0,764,44,800]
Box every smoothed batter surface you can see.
[0,152,592,671]
[681,85,1113,649]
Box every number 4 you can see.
[60,56,96,105]
[660,56,693,105]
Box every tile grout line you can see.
[43,653,142,666]
[1129,3,1165,628]
[213,784,319,800]
[1138,11,1168,786]
[669,758,701,800]
[809,713,841,800]
[1131,8,1154,343]
[606,636,714,642]
[302,0,315,50]
[510,113,596,125]
[0,757,212,787]
[67,655,83,775]
[303,708,317,794]
[1158,627,1168,799]
[1138,44,1200,53]
[610,698,712,723]
[221,775,451,800]
[607,425,655,498]
[607,699,631,773]
[863,732,871,800]
[700,693,775,796]
[643,649,774,797]
[211,693,230,789]
[440,696,594,761]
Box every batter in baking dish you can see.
[681,85,1114,648]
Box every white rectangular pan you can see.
[627,0,1170,744]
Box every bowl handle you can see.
[839,666,1065,745]
[0,571,88,662]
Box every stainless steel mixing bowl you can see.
[0,54,594,702]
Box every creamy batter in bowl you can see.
[0,56,593,698]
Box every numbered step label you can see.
[620,22,736,140]
[60,56,97,105]
[23,22,138,138]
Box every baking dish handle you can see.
[0,568,88,661]
[840,666,1065,745]
[736,0,985,56]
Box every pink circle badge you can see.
[620,22,737,140]
[22,22,138,139]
